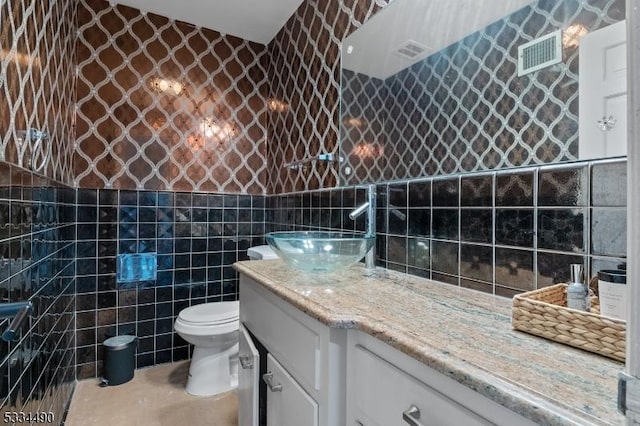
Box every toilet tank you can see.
[247,245,278,260]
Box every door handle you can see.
[402,405,425,426]
[239,355,253,369]
[262,372,282,392]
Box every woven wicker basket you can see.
[512,283,626,362]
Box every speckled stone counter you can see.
[234,259,625,426]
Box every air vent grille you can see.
[517,30,562,76]
[393,40,430,60]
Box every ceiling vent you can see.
[517,30,562,76]
[393,40,431,60]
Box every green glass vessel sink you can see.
[264,231,375,273]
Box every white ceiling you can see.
[113,0,305,44]
[343,0,535,79]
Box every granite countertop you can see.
[234,259,625,426]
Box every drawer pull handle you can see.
[262,372,283,392]
[239,355,253,369]
[402,405,425,426]
[355,421,365,426]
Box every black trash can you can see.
[102,335,137,386]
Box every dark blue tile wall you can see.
[266,188,368,235]
[268,159,627,297]
[0,157,618,404]
[74,189,265,379]
[0,163,76,423]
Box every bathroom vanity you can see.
[235,259,624,426]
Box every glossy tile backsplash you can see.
[380,160,626,294]
[74,188,265,379]
[0,164,76,422]
[268,159,626,296]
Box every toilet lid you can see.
[178,301,239,326]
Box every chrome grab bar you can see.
[0,301,33,342]
[402,405,425,426]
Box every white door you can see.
[265,353,318,426]
[579,20,627,160]
[238,324,259,426]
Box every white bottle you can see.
[597,269,626,320]
[567,264,588,311]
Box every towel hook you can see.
[0,301,33,342]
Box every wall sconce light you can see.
[267,98,288,112]
[343,117,367,128]
[0,49,40,68]
[353,141,383,158]
[186,134,205,151]
[150,77,184,95]
[191,117,237,151]
[563,24,588,48]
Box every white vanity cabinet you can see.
[238,272,536,426]
[239,275,347,426]
[345,332,537,426]
[265,353,319,426]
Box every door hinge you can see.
[620,372,631,415]
[619,371,640,416]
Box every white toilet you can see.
[173,246,276,396]
[174,301,239,396]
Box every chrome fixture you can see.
[263,372,282,392]
[0,301,33,342]
[402,405,425,426]
[239,354,253,369]
[349,202,369,220]
[389,205,407,221]
[349,184,376,269]
[284,153,342,171]
[597,115,616,131]
[13,128,50,172]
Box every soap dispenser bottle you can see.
[567,264,588,311]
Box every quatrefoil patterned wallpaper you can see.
[341,0,625,186]
[0,0,77,185]
[266,0,390,193]
[2,0,389,193]
[74,0,269,193]
[0,0,628,195]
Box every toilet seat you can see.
[175,301,239,336]
[178,301,239,326]
[179,316,237,326]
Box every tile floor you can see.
[65,361,238,426]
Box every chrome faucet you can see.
[349,184,376,269]
[388,205,407,221]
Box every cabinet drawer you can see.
[266,354,318,426]
[240,277,321,391]
[350,344,490,426]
